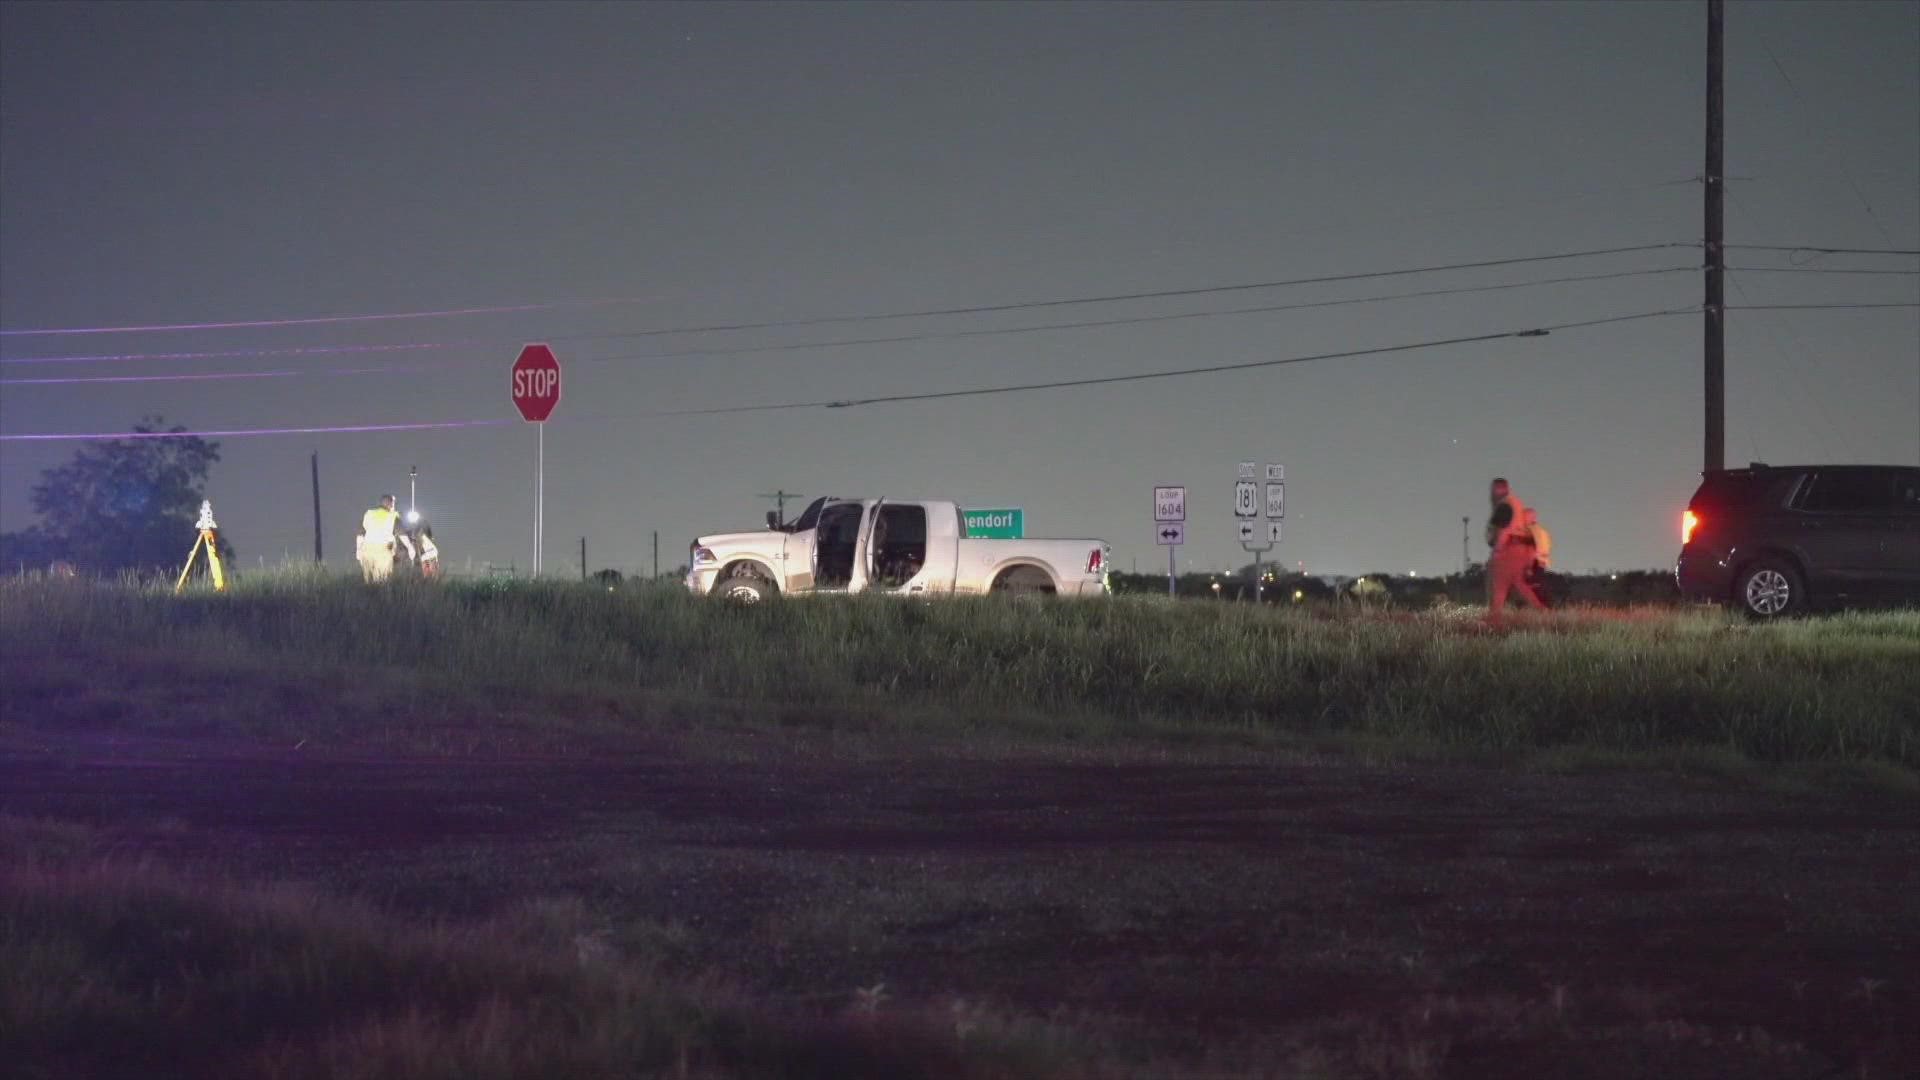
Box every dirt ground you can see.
[4,734,1916,1078]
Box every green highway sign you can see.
[962,507,1024,539]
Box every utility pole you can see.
[409,465,418,515]
[1461,516,1470,575]
[652,531,659,579]
[1704,0,1726,474]
[757,490,801,523]
[310,452,323,563]
[580,536,587,582]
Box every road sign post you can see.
[1154,486,1186,598]
[511,343,562,575]
[1237,463,1286,603]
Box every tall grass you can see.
[0,850,1090,1080]
[3,575,1917,766]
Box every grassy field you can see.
[3,576,1918,1078]
[1,833,1083,1080]
[3,574,1917,768]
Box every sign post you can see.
[511,344,562,575]
[1237,463,1284,602]
[1154,486,1186,598]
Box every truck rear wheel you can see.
[991,566,1056,596]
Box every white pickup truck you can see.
[685,497,1111,603]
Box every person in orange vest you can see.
[1485,477,1546,619]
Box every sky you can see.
[3,0,1916,578]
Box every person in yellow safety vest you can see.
[356,494,400,583]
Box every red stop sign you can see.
[511,343,561,423]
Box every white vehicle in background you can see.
[686,497,1110,603]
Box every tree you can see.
[0,416,229,574]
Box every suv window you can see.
[1798,469,1898,514]
[1689,470,1789,512]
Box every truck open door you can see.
[848,499,881,594]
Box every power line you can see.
[0,242,1694,345]
[811,308,1696,410]
[575,266,1699,368]
[1726,244,1920,256]
[1724,302,1919,311]
[1725,266,1920,276]
[2,265,1701,386]
[0,305,1694,439]
[544,243,1697,345]
[1755,33,1901,248]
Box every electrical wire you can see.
[1725,244,1920,256]
[542,243,1698,345]
[3,265,1700,386]
[1725,266,1920,276]
[811,308,1696,409]
[0,305,1697,439]
[1724,303,1919,311]
[0,242,1694,343]
[574,266,1700,370]
[1755,33,1902,248]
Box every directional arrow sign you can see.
[1156,522,1186,546]
[1237,520,1256,543]
[1266,521,1284,543]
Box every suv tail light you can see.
[692,545,717,566]
[1682,510,1699,546]
[1086,547,1105,575]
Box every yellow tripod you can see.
[174,500,227,594]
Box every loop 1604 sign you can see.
[511,343,562,423]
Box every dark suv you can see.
[1676,464,1920,617]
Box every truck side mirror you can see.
[766,511,781,530]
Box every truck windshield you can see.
[791,498,827,532]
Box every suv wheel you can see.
[1735,558,1803,619]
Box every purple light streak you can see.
[0,296,665,337]
[0,341,477,366]
[0,419,514,442]
[3,363,453,385]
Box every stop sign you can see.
[511,343,561,423]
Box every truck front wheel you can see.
[717,573,774,605]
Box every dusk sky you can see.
[3,0,1915,577]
